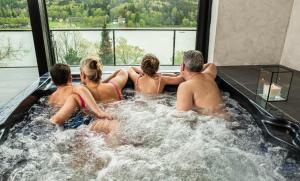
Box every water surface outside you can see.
[0,30,195,67]
[0,32,37,67]
[1,90,299,181]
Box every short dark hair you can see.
[50,63,71,86]
[183,50,205,72]
[141,53,160,77]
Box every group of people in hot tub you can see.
[48,50,224,135]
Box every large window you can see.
[47,0,199,65]
[0,0,39,107]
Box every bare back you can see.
[176,64,224,114]
[88,83,121,103]
[135,74,162,94]
[191,74,223,112]
[48,86,73,106]
[86,69,128,103]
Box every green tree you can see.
[182,17,190,27]
[174,50,184,65]
[127,20,134,27]
[99,23,113,65]
[64,48,81,65]
[115,37,144,65]
[0,37,27,65]
[139,19,145,27]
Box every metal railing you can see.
[50,28,196,66]
[0,28,196,67]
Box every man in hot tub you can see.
[176,50,224,115]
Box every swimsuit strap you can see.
[135,75,142,92]
[157,74,162,94]
[72,87,86,109]
[78,95,86,109]
[110,81,123,100]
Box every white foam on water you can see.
[0,91,292,181]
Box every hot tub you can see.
[0,72,299,180]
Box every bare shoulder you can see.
[48,92,56,105]
[178,81,188,88]
[73,84,87,92]
[177,81,192,93]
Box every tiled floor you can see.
[218,65,300,123]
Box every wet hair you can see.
[183,50,205,72]
[141,53,160,77]
[80,56,103,83]
[50,63,71,86]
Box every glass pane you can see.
[0,0,39,107]
[0,31,37,67]
[52,30,114,65]
[46,0,199,66]
[115,31,173,65]
[174,30,197,65]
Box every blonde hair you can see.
[80,56,103,83]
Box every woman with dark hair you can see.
[128,53,184,94]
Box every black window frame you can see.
[27,0,212,76]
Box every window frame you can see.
[27,0,212,75]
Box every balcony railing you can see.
[50,28,196,66]
[0,28,196,67]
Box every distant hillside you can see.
[0,0,198,28]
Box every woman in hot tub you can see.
[128,53,184,94]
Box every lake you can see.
[0,29,196,67]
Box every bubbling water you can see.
[0,90,297,181]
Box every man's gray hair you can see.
[183,50,204,72]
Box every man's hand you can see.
[202,63,217,79]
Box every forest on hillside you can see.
[0,0,197,66]
[0,0,198,29]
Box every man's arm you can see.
[176,83,194,111]
[202,63,217,79]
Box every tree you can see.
[99,23,113,65]
[54,31,91,64]
[64,48,81,65]
[115,37,144,65]
[139,19,145,27]
[174,50,184,65]
[0,37,27,66]
[182,17,190,27]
